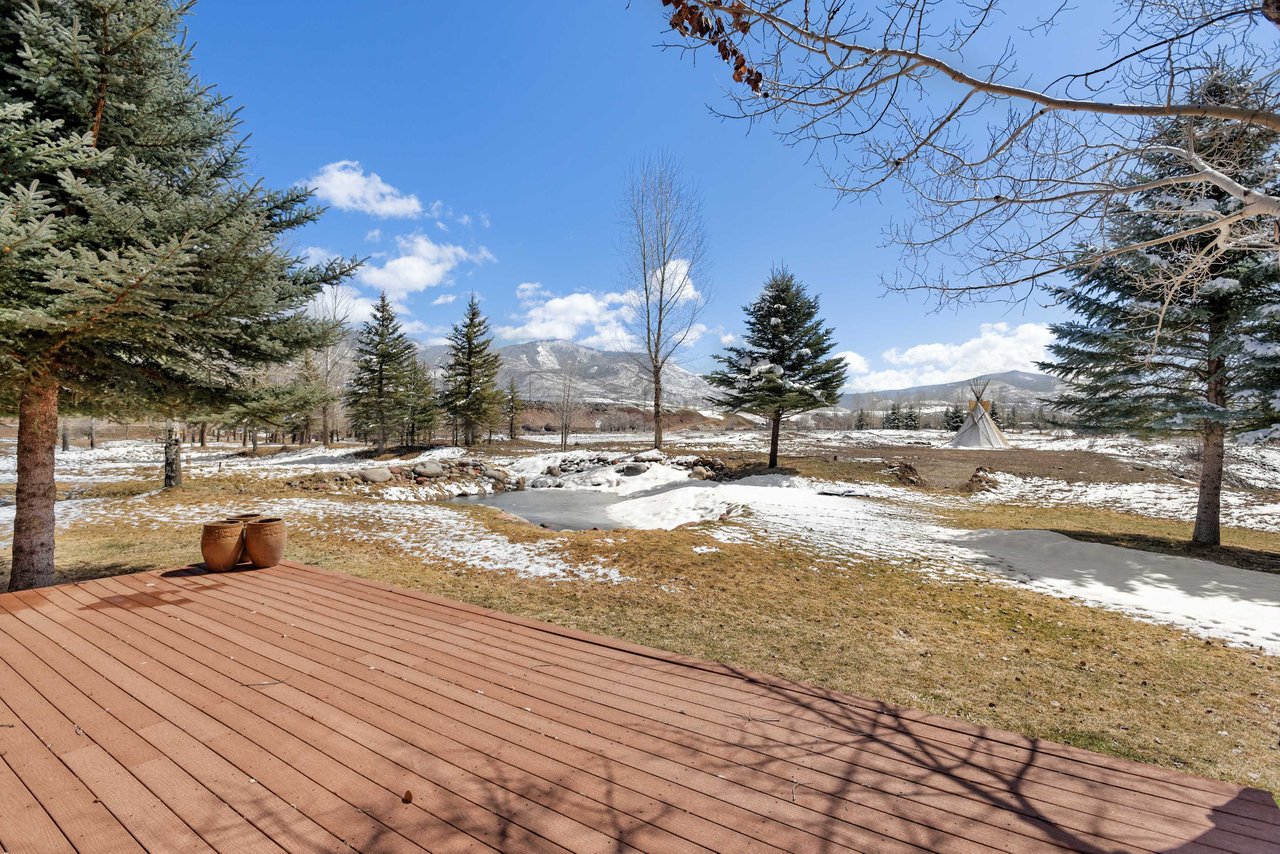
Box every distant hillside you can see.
[839,370,1061,412]
[418,339,714,407]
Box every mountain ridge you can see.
[840,369,1060,411]
[417,339,717,407]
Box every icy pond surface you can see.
[452,481,701,531]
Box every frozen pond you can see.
[451,481,700,531]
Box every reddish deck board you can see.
[0,561,1274,853]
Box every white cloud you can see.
[498,284,639,351]
[837,350,870,375]
[719,332,737,346]
[360,233,495,299]
[300,245,338,267]
[432,293,458,306]
[304,161,422,218]
[842,322,1053,392]
[516,282,546,302]
[364,228,382,242]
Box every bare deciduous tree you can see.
[620,154,710,449]
[656,1,1280,305]
[312,284,356,444]
[554,355,582,452]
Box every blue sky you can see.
[184,2,1068,391]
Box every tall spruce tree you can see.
[442,296,502,446]
[0,1,351,590]
[706,268,846,467]
[344,293,415,453]
[401,357,439,447]
[1041,71,1280,546]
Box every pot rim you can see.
[204,520,245,528]
[247,516,284,525]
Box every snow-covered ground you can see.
[0,440,468,485]
[958,529,1280,655]
[4,433,1279,653]
[0,494,621,583]
[501,454,1280,653]
[975,472,1280,532]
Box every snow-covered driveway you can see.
[956,529,1280,655]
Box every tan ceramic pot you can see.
[201,520,245,571]
[244,517,286,568]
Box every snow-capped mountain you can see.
[839,370,1061,411]
[418,339,715,407]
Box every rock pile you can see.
[888,462,927,486]
[283,458,524,493]
[960,466,1000,494]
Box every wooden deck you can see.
[0,561,1275,853]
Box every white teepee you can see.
[947,381,1011,449]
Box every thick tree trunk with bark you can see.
[1193,423,1225,546]
[768,409,782,469]
[163,421,182,488]
[1192,313,1228,547]
[198,422,207,447]
[60,419,69,452]
[651,367,664,449]
[10,377,59,591]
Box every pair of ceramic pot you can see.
[200,513,286,571]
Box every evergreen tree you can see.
[854,409,869,430]
[706,268,846,467]
[1006,405,1019,432]
[1041,70,1280,546]
[442,295,502,446]
[401,357,438,447]
[902,404,920,430]
[0,1,351,590]
[502,376,524,440]
[988,401,1004,430]
[883,402,902,430]
[943,404,965,432]
[223,370,332,447]
[344,293,415,453]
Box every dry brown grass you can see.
[15,474,1279,797]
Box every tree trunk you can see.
[768,409,782,469]
[241,426,248,447]
[198,422,207,448]
[251,427,258,452]
[651,367,663,450]
[163,421,182,488]
[321,405,332,447]
[9,376,59,591]
[1192,311,1229,547]
[60,419,70,452]
[376,425,386,455]
[87,418,96,450]
[1193,424,1224,546]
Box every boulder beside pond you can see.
[359,467,393,484]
